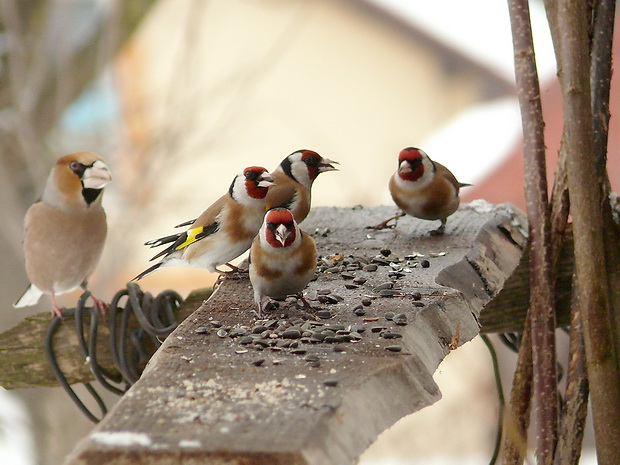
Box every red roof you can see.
[462,36,620,212]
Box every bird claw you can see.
[366,212,406,230]
[50,306,65,319]
[216,264,248,279]
[91,296,109,315]
[366,220,396,230]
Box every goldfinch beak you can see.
[275,224,290,246]
[258,173,275,188]
[399,160,412,174]
[319,158,339,172]
[82,160,112,189]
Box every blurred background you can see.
[1,0,617,463]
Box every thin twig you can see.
[506,1,558,463]
[554,285,589,465]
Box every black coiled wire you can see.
[45,282,183,423]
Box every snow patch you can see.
[92,431,152,447]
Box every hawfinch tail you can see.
[14,152,112,317]
[249,208,317,317]
[372,147,470,235]
[134,166,274,279]
[266,149,337,223]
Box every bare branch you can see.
[506,1,558,462]
[557,0,620,463]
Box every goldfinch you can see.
[249,208,317,316]
[372,147,470,235]
[266,149,337,223]
[14,152,112,317]
[134,166,274,279]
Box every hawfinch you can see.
[134,166,274,279]
[266,149,337,223]
[249,207,317,316]
[14,152,112,317]
[372,147,469,235]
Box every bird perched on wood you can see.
[371,147,470,235]
[14,152,112,317]
[266,149,338,223]
[134,166,274,280]
[249,208,317,317]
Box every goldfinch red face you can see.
[299,150,338,181]
[264,208,297,248]
[397,147,427,182]
[242,166,274,199]
[280,149,338,189]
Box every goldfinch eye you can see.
[304,156,319,167]
[244,171,259,181]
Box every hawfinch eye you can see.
[69,161,80,172]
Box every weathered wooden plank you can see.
[0,289,206,389]
[478,227,574,332]
[64,203,526,465]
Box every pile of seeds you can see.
[193,248,447,363]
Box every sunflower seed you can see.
[373,282,393,292]
[393,313,408,326]
[316,310,332,319]
[281,329,302,339]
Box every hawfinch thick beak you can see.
[275,224,290,246]
[258,172,275,188]
[319,158,339,173]
[399,160,412,174]
[82,160,112,189]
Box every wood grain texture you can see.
[0,290,206,389]
[64,203,527,465]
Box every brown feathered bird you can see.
[14,152,112,317]
[265,149,337,223]
[134,166,274,279]
[372,147,470,234]
[249,208,317,316]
